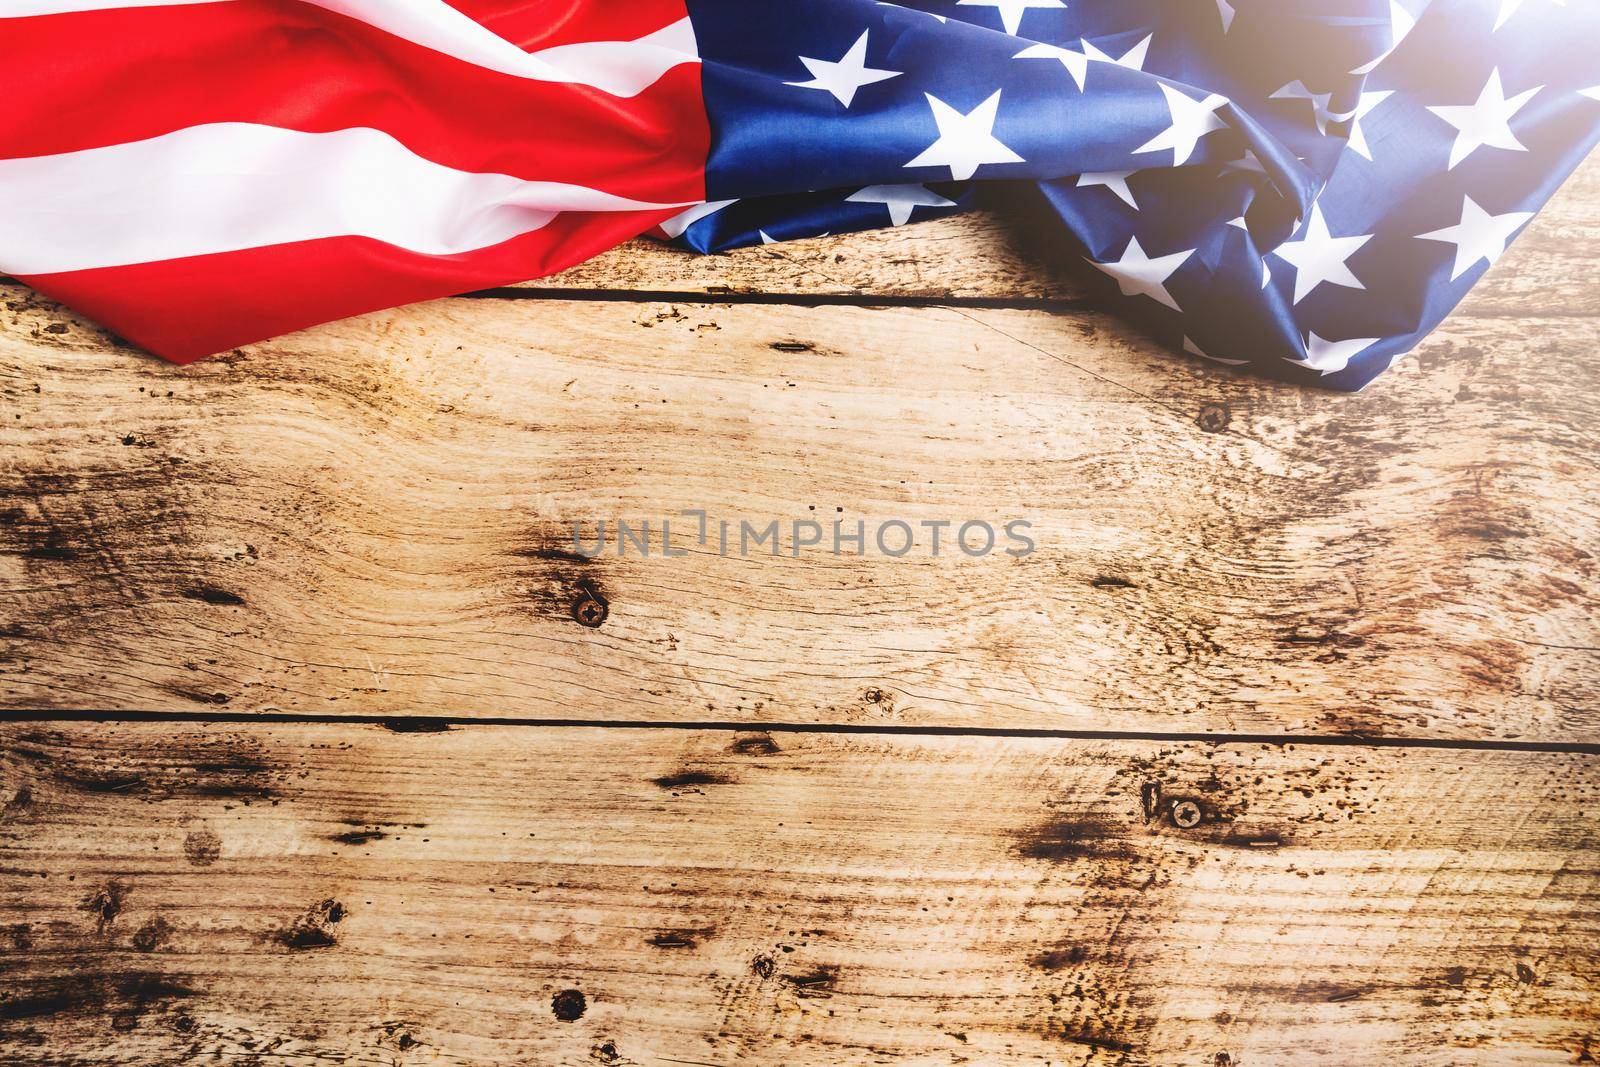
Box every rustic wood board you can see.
[1,721,1597,1066]
[2,286,1596,738]
[0,120,1595,1067]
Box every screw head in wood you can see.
[571,588,608,628]
[1171,799,1204,829]
[1196,403,1232,433]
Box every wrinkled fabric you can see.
[677,0,1600,390]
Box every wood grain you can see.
[3,291,1597,738]
[2,151,1596,736]
[1,721,1596,1066]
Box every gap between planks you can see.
[3,710,1599,756]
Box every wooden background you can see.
[2,152,1597,1065]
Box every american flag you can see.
[3,0,1596,390]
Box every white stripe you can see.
[657,200,737,239]
[0,123,689,275]
[0,0,699,97]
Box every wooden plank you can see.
[532,150,1600,312]
[0,721,1596,1065]
[3,286,1598,738]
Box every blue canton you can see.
[673,0,1600,390]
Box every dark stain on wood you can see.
[1050,1028,1134,1053]
[551,989,586,1022]
[7,739,278,806]
[378,1023,422,1053]
[729,733,781,756]
[1030,945,1087,972]
[1139,780,1163,822]
[521,545,599,566]
[652,770,732,791]
[784,966,839,999]
[179,585,246,607]
[183,828,221,866]
[131,916,173,953]
[54,768,147,795]
[276,898,345,951]
[81,881,128,935]
[514,523,617,629]
[330,827,387,845]
[647,927,713,950]
[164,687,233,707]
[0,972,197,1025]
[1014,818,1139,863]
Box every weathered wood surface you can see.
[2,152,1597,736]
[3,285,1597,737]
[1,721,1597,1066]
[0,126,1595,1067]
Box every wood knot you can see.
[552,988,587,1021]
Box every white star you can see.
[1428,68,1541,170]
[1077,171,1138,208]
[1088,236,1194,311]
[905,90,1024,181]
[1015,42,1089,91]
[1295,332,1379,375]
[957,0,1065,37]
[1134,83,1228,166]
[758,230,777,245]
[658,200,736,239]
[1216,0,1236,33]
[1495,0,1567,31]
[1185,336,1248,366]
[845,183,957,226]
[1015,34,1145,90]
[1416,195,1533,280]
[786,31,901,107]
[1271,204,1371,304]
[1082,34,1151,72]
[1342,90,1395,160]
[1350,0,1416,74]
[1271,80,1337,135]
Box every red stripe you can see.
[1,0,705,203]
[5,0,709,360]
[447,0,689,51]
[21,209,677,362]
